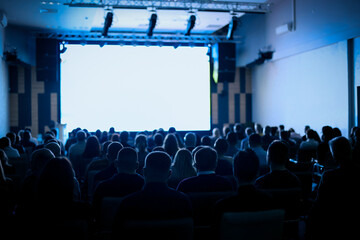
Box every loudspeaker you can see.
[212,42,236,83]
[36,38,60,82]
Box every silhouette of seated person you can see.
[0,154,15,225]
[279,130,297,159]
[85,137,111,175]
[93,142,123,189]
[213,150,276,235]
[200,135,212,146]
[167,149,196,189]
[176,146,233,193]
[298,129,320,163]
[213,138,233,176]
[45,142,62,157]
[33,132,56,151]
[113,151,192,238]
[93,147,144,221]
[134,134,149,175]
[6,131,25,154]
[308,136,360,239]
[0,137,20,159]
[249,133,268,175]
[240,127,254,151]
[153,133,164,148]
[32,157,90,240]
[261,125,274,151]
[163,134,179,159]
[210,127,221,146]
[299,129,319,151]
[169,126,185,148]
[68,130,87,179]
[120,131,132,148]
[20,131,37,150]
[0,149,15,175]
[225,132,239,157]
[255,140,301,190]
[16,149,55,223]
[317,126,336,169]
[184,132,197,152]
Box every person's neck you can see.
[197,170,216,175]
[144,179,167,185]
[237,180,254,187]
[117,169,136,175]
[270,165,286,171]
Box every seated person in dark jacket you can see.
[176,146,234,193]
[93,142,123,188]
[213,150,277,234]
[113,151,192,238]
[92,147,144,220]
[255,140,300,189]
[309,137,360,239]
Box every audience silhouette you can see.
[93,147,144,221]
[249,133,268,175]
[213,138,233,176]
[177,146,233,192]
[213,150,276,234]
[113,151,192,239]
[168,148,196,189]
[93,142,123,188]
[134,134,149,175]
[34,157,90,240]
[1,123,358,239]
[255,140,301,189]
[163,133,179,159]
[309,136,360,239]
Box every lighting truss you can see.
[35,31,241,46]
[63,0,270,13]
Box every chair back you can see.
[123,217,194,240]
[187,191,234,226]
[220,209,285,240]
[38,219,88,240]
[99,197,124,232]
[87,170,100,200]
[263,188,302,220]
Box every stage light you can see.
[227,16,239,40]
[185,15,196,36]
[102,11,113,37]
[147,13,157,37]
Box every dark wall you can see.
[8,39,60,136]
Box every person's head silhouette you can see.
[143,151,172,183]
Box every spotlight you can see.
[102,12,113,37]
[59,42,67,54]
[147,13,157,37]
[185,15,196,36]
[227,16,239,40]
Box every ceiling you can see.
[0,0,269,41]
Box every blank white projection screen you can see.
[60,45,211,132]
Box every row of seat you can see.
[96,189,298,240]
